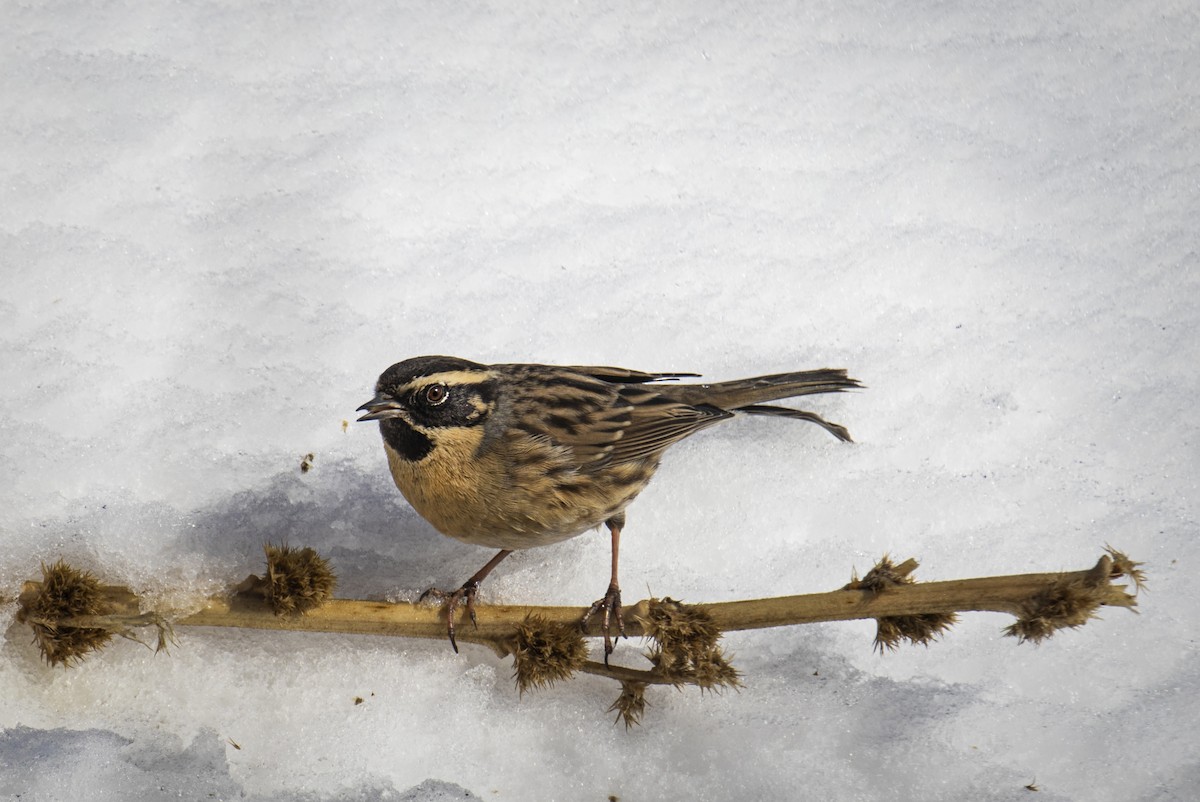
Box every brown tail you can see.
[658,369,862,442]
[660,368,860,407]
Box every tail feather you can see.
[660,368,862,409]
[734,404,854,442]
[651,368,861,442]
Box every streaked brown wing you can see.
[604,386,732,466]
[499,365,633,467]
[566,365,701,384]
[500,364,729,470]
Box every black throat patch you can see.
[380,417,434,461]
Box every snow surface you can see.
[2,1,1198,799]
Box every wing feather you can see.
[566,365,700,384]
[498,365,729,470]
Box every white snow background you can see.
[2,1,1198,800]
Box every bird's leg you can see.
[420,548,512,653]
[583,515,625,662]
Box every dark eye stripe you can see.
[407,381,497,429]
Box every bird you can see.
[357,355,860,656]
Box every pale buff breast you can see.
[383,432,612,550]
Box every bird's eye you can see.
[424,384,449,405]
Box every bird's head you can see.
[357,355,500,462]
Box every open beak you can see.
[356,392,406,421]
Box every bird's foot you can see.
[419,580,481,653]
[582,582,624,664]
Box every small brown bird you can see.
[358,356,860,654]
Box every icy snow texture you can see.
[1,1,1198,800]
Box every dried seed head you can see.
[874,612,958,652]
[1005,573,1106,644]
[638,598,741,691]
[843,556,953,653]
[1104,545,1147,594]
[688,647,742,693]
[609,681,648,729]
[16,561,113,666]
[639,597,721,652]
[511,615,588,695]
[845,554,920,594]
[264,544,336,616]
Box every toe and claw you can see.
[421,540,626,659]
[583,582,625,663]
[421,548,512,653]
[419,580,481,654]
[422,579,626,661]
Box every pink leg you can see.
[583,516,626,661]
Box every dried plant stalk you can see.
[16,551,1139,662]
[11,547,1143,728]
